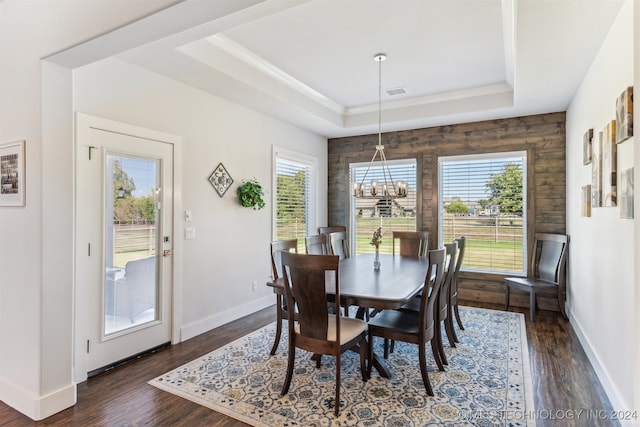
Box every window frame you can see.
[349,157,418,255]
[438,151,527,275]
[272,146,318,246]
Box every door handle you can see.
[163,249,172,257]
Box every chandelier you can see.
[352,53,407,199]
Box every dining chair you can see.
[280,252,368,416]
[446,236,466,343]
[366,247,446,395]
[392,230,428,256]
[328,231,350,260]
[269,239,298,355]
[504,233,569,322]
[385,229,431,350]
[305,234,330,255]
[397,241,457,368]
[318,225,346,235]
[434,242,458,364]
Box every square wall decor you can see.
[583,128,593,165]
[616,86,633,143]
[208,162,234,197]
[620,167,634,219]
[581,185,591,217]
[601,120,617,207]
[591,131,602,207]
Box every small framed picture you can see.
[620,167,634,219]
[591,131,602,207]
[583,128,593,164]
[616,86,633,143]
[581,185,591,217]
[0,140,25,207]
[602,120,617,207]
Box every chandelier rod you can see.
[378,53,383,146]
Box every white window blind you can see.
[439,152,526,274]
[274,150,315,251]
[349,159,417,255]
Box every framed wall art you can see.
[581,185,591,217]
[0,140,25,207]
[591,131,602,207]
[616,86,633,143]
[619,167,634,219]
[583,128,593,165]
[208,162,234,197]
[601,120,617,207]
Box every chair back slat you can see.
[270,239,298,279]
[537,241,564,282]
[318,226,346,235]
[532,233,568,284]
[438,242,458,319]
[281,252,340,341]
[418,248,446,333]
[392,230,428,256]
[328,231,350,260]
[305,234,329,255]
[450,236,466,300]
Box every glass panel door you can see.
[104,154,160,335]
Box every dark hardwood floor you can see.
[0,301,616,426]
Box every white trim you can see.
[271,146,319,240]
[567,306,634,425]
[440,150,526,163]
[349,157,413,169]
[180,295,273,342]
[0,377,76,421]
[206,34,343,114]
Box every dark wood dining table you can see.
[267,253,429,377]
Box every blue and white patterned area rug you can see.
[149,306,535,426]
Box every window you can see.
[439,152,526,274]
[349,159,417,255]
[273,147,316,251]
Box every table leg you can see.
[371,353,391,378]
[354,306,392,378]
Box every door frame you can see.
[73,112,183,383]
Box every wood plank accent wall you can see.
[327,112,567,310]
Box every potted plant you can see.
[236,178,265,210]
[370,227,383,270]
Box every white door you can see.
[75,114,176,378]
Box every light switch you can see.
[185,210,192,221]
[185,227,195,240]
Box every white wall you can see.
[0,0,326,420]
[73,56,328,340]
[0,0,180,419]
[566,0,636,414]
[636,0,640,417]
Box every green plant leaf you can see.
[236,179,265,210]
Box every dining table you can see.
[267,253,430,378]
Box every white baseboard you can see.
[180,295,274,342]
[567,307,633,425]
[0,376,76,421]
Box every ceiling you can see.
[50,0,626,138]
